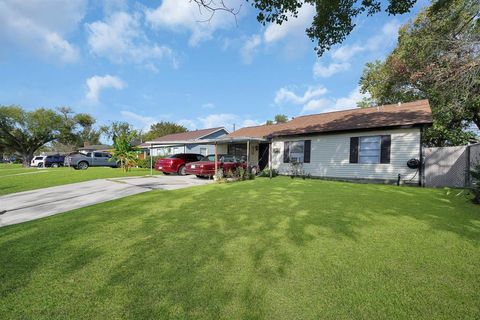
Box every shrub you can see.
[470,162,480,204]
[136,156,164,169]
[259,168,278,178]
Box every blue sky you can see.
[0,0,429,135]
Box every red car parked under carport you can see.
[185,154,253,178]
[154,153,205,175]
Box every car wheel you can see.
[178,165,186,176]
[196,175,205,179]
[38,162,43,168]
[78,161,89,170]
[163,172,171,175]
[51,163,59,168]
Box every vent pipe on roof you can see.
[398,102,402,106]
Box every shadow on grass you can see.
[0,178,478,318]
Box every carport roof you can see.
[143,136,268,147]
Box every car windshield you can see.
[219,155,237,163]
[205,155,216,161]
[205,154,238,162]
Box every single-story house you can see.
[216,99,433,184]
[142,127,229,156]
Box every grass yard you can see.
[0,177,479,319]
[0,164,160,195]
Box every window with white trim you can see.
[358,136,381,164]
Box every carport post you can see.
[246,140,250,173]
[150,143,153,176]
[269,141,272,179]
[214,142,218,179]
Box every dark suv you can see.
[44,155,65,168]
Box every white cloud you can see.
[329,20,401,63]
[334,86,368,110]
[263,4,315,44]
[242,119,262,127]
[240,34,262,64]
[302,99,332,113]
[120,110,156,131]
[313,62,350,78]
[86,11,177,69]
[85,75,126,103]
[198,113,238,129]
[330,45,364,62]
[365,20,400,51]
[274,85,328,105]
[0,0,86,62]
[145,0,242,46]
[177,113,260,130]
[177,119,197,130]
[201,103,215,109]
[300,86,368,114]
[311,20,401,78]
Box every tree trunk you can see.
[473,113,480,131]
[22,151,34,167]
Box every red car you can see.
[154,153,205,175]
[185,154,251,178]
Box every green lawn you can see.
[0,164,160,195]
[0,178,479,319]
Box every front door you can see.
[258,143,269,171]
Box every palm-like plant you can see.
[108,124,139,172]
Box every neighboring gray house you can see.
[143,127,229,156]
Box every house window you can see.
[350,135,391,164]
[284,140,311,163]
[359,136,381,164]
[290,141,305,163]
[200,147,207,155]
[228,144,247,157]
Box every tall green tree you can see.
[142,121,188,142]
[0,106,88,166]
[194,0,453,56]
[274,114,288,123]
[266,114,289,125]
[359,0,480,146]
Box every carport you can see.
[144,136,272,177]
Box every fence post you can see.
[466,145,471,188]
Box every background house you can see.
[143,127,229,156]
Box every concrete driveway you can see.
[0,175,213,227]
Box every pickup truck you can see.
[65,151,118,170]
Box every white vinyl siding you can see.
[271,128,421,183]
